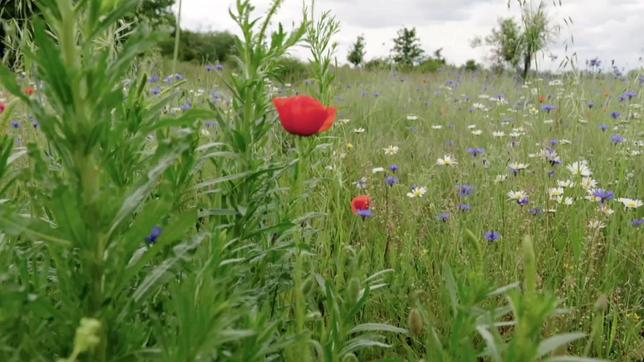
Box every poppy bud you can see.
[408,308,424,336]
[273,95,336,136]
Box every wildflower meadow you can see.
[0,0,642,361]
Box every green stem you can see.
[171,0,183,76]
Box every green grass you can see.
[0,0,642,361]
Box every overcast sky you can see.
[177,0,644,71]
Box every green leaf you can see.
[537,333,587,358]
[348,323,407,335]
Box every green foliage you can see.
[364,57,391,71]
[275,56,310,82]
[485,17,522,69]
[304,1,340,104]
[347,35,366,67]
[464,59,479,71]
[158,29,236,63]
[391,27,424,67]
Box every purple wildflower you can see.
[151,87,161,95]
[599,124,608,132]
[610,111,620,120]
[542,104,556,113]
[10,120,20,129]
[467,147,485,157]
[529,208,543,215]
[385,176,399,187]
[518,198,529,206]
[593,189,614,203]
[438,212,450,222]
[458,204,471,212]
[632,219,644,227]
[390,164,399,173]
[484,231,501,242]
[357,209,373,219]
[458,184,474,197]
[145,226,163,245]
[611,134,624,144]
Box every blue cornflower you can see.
[467,147,485,157]
[593,189,614,203]
[611,134,625,144]
[181,102,192,111]
[632,219,644,227]
[204,120,219,127]
[548,170,556,178]
[589,58,601,67]
[623,91,636,100]
[542,104,556,113]
[10,120,20,129]
[529,208,543,215]
[550,139,558,146]
[588,101,594,109]
[458,204,471,212]
[610,111,620,120]
[148,75,160,83]
[390,164,399,173]
[437,212,450,222]
[385,176,399,187]
[518,198,529,206]
[357,209,373,219]
[599,124,608,132]
[150,87,161,95]
[484,231,501,242]
[145,226,163,245]
[458,184,474,197]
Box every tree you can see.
[517,1,555,80]
[464,59,479,71]
[480,1,556,80]
[485,18,521,69]
[347,35,366,67]
[391,27,424,66]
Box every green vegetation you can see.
[0,0,642,361]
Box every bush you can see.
[464,59,480,71]
[158,29,236,63]
[364,57,391,71]
[417,58,445,73]
[274,57,310,82]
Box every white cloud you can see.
[177,0,644,71]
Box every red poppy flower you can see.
[0,102,5,114]
[24,87,35,96]
[273,95,336,136]
[538,95,546,103]
[351,195,372,215]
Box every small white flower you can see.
[588,219,606,230]
[406,115,418,121]
[548,187,565,200]
[617,198,643,209]
[468,124,477,129]
[353,128,366,133]
[598,204,614,216]
[436,155,458,166]
[471,129,483,135]
[567,161,592,177]
[337,118,351,124]
[580,177,598,191]
[406,186,427,198]
[495,175,508,183]
[493,131,506,138]
[544,119,554,124]
[383,145,400,155]
[560,139,572,145]
[432,125,443,129]
[508,190,528,200]
[564,197,574,205]
[372,167,385,174]
[557,180,574,188]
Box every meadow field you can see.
[0,0,642,361]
